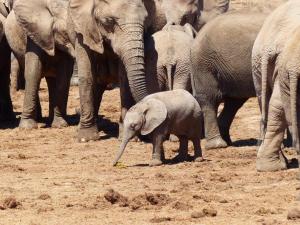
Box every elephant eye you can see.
[130,123,136,130]
[100,16,116,27]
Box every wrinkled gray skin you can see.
[252,0,300,172]
[5,0,75,128]
[70,0,229,143]
[191,12,266,150]
[113,89,203,166]
[145,24,196,93]
[0,0,14,121]
[278,29,300,173]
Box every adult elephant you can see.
[191,12,266,150]
[69,0,229,142]
[0,0,14,121]
[252,0,300,172]
[7,0,75,128]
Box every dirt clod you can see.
[287,208,300,220]
[38,194,51,200]
[150,217,172,223]
[191,211,205,218]
[3,197,21,209]
[172,201,192,211]
[104,189,129,207]
[203,207,217,217]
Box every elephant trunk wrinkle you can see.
[120,24,148,102]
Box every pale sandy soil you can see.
[0,80,299,225]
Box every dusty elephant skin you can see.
[252,0,300,172]
[69,0,229,143]
[6,0,75,129]
[191,11,266,150]
[144,24,196,93]
[0,1,14,122]
[113,90,203,166]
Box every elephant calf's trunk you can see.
[113,138,130,166]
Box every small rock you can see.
[219,199,228,203]
[287,208,300,220]
[191,211,205,218]
[203,208,217,217]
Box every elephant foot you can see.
[205,136,228,150]
[51,116,68,128]
[256,155,287,172]
[173,153,188,163]
[194,156,204,162]
[19,118,38,129]
[77,126,99,143]
[149,159,163,167]
[169,134,179,142]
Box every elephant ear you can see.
[69,0,104,54]
[13,0,55,56]
[0,15,3,42]
[183,23,197,38]
[141,99,168,135]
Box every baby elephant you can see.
[113,89,204,166]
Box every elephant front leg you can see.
[76,39,99,142]
[19,39,43,129]
[256,82,288,172]
[51,56,74,129]
[149,127,167,166]
[218,98,247,145]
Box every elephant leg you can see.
[0,38,14,121]
[10,56,19,94]
[93,83,105,122]
[192,138,203,162]
[257,81,287,172]
[197,100,227,150]
[19,39,43,129]
[173,136,189,162]
[119,61,135,140]
[218,97,247,145]
[149,125,168,166]
[76,39,99,142]
[45,77,55,123]
[51,57,73,128]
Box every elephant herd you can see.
[1,0,299,173]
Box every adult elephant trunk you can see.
[119,23,148,102]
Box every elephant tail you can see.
[261,53,271,139]
[166,64,174,90]
[290,72,299,153]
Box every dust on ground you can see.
[0,80,299,225]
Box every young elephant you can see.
[145,24,196,92]
[113,89,203,167]
[191,12,266,150]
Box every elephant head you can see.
[70,0,149,101]
[197,0,229,30]
[162,0,200,27]
[13,0,75,57]
[113,98,167,165]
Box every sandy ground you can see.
[0,80,299,225]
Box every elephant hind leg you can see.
[173,136,189,163]
[256,81,287,172]
[192,138,203,162]
[218,97,247,145]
